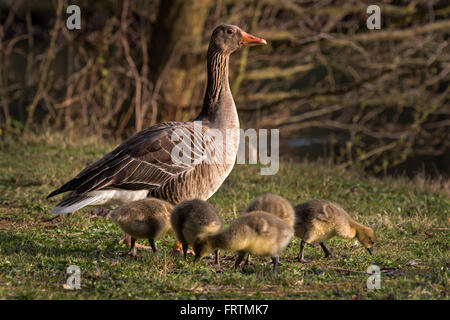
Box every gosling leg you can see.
[182,242,188,259]
[271,256,279,274]
[320,242,333,258]
[122,234,152,250]
[298,240,310,262]
[149,238,157,253]
[214,249,220,267]
[129,237,137,257]
[243,254,253,266]
[233,253,246,270]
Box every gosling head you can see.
[193,234,214,263]
[356,226,376,255]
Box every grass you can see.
[0,133,448,299]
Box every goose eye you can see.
[226,29,233,34]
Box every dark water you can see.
[281,138,450,178]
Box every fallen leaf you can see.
[407,259,420,266]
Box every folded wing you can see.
[47,121,209,200]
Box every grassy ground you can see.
[0,133,448,299]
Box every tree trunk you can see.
[149,0,212,121]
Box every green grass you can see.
[0,133,448,299]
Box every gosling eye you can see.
[226,28,234,34]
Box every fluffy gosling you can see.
[294,200,376,262]
[107,198,174,256]
[243,193,295,265]
[193,211,294,273]
[170,199,222,264]
[244,193,295,227]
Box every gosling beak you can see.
[240,30,267,47]
[367,247,373,255]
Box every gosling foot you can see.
[128,250,137,257]
[121,234,152,250]
[171,241,194,255]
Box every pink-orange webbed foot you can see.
[121,234,152,250]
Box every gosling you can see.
[243,193,295,265]
[107,198,174,256]
[244,193,295,227]
[294,200,376,262]
[171,199,222,265]
[193,211,294,273]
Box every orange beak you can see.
[240,30,267,47]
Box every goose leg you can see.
[271,256,279,274]
[149,238,157,253]
[214,249,220,267]
[298,240,310,262]
[233,253,246,270]
[129,237,137,257]
[320,242,333,258]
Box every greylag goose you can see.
[294,200,376,262]
[171,199,222,265]
[244,193,295,227]
[107,198,174,256]
[193,211,294,273]
[47,25,266,213]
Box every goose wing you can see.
[47,121,212,198]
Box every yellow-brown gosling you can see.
[243,193,295,265]
[107,198,174,256]
[294,200,376,262]
[170,199,222,265]
[244,193,295,227]
[193,211,294,273]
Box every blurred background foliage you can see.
[0,0,449,176]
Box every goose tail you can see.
[50,193,103,214]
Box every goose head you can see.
[210,24,267,55]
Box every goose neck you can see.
[199,47,232,120]
[349,219,364,237]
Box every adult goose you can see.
[47,25,266,214]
